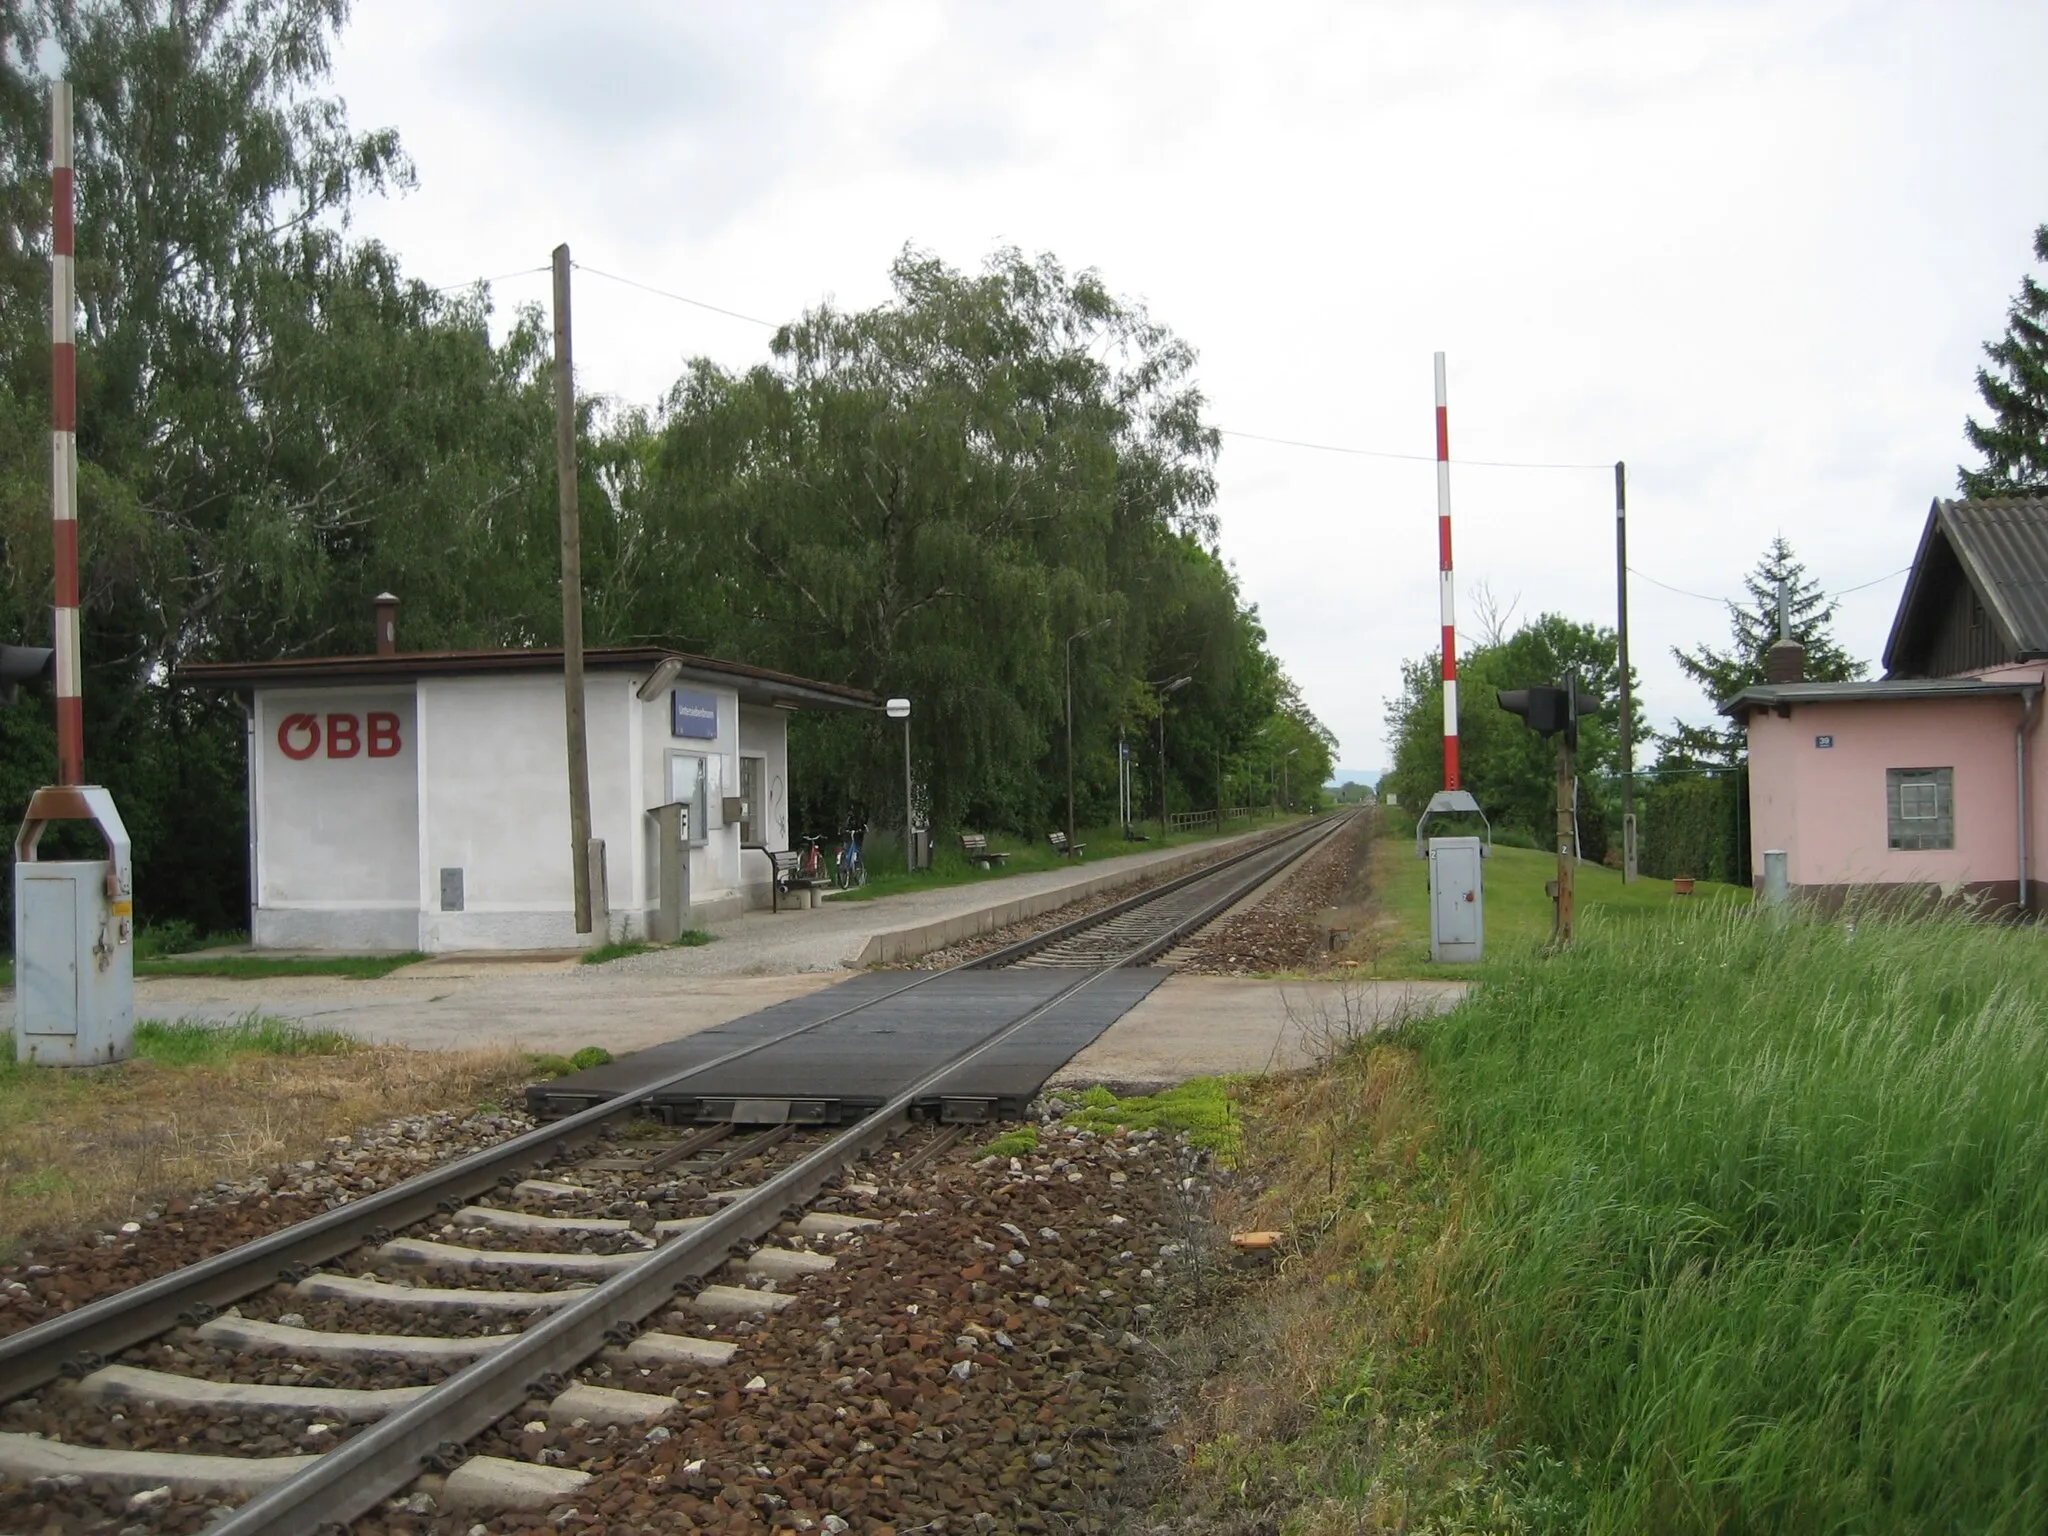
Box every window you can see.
[1886,767,1954,851]
[666,752,717,847]
[738,755,764,845]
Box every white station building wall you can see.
[250,669,792,952]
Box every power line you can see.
[572,263,778,328]
[1216,425,1611,471]
[1628,563,1913,607]
[426,265,550,294]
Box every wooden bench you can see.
[761,848,827,913]
[1047,831,1086,859]
[960,833,1011,868]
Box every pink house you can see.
[1725,498,2047,912]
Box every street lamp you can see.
[1282,747,1299,813]
[1157,675,1193,837]
[1065,619,1110,856]
[885,697,912,874]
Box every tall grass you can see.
[133,1014,359,1064]
[1422,904,2048,1532]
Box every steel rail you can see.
[205,942,1201,1536]
[962,814,1333,969]
[0,815,1332,1398]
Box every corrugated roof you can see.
[1884,498,2048,671]
[179,646,880,712]
[1722,677,2040,718]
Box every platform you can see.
[525,968,1168,1123]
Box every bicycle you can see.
[833,826,867,890]
[796,834,825,884]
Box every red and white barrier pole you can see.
[1434,351,1459,791]
[51,80,83,786]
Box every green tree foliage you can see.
[628,248,1323,836]
[1659,536,1863,767]
[0,3,1330,934]
[1961,222,2048,497]
[1382,613,1641,857]
[1637,770,1745,883]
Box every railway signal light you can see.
[1497,679,1604,748]
[1,643,55,705]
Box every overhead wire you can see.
[1629,564,1912,607]
[1215,425,1611,471]
[416,257,1920,617]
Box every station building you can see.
[186,602,876,952]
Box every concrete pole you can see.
[553,244,593,935]
[903,713,913,875]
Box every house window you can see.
[1886,767,1954,851]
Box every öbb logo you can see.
[277,712,403,761]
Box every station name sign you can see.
[278,711,403,761]
[671,689,717,740]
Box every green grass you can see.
[132,952,426,979]
[579,930,717,965]
[1363,836,1746,977]
[128,1014,361,1064]
[1061,1078,1242,1161]
[524,1046,614,1079]
[1413,902,2048,1531]
[822,814,1300,902]
[978,1124,1039,1159]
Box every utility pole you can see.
[1555,725,1576,945]
[1615,461,1636,882]
[553,244,593,935]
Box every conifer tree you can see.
[1659,537,1863,766]
[1961,223,2048,497]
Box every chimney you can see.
[1765,578,1803,682]
[373,592,399,656]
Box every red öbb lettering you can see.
[278,713,320,760]
[326,714,360,758]
[367,711,402,757]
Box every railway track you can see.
[0,813,1349,1534]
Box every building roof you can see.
[180,646,880,712]
[1722,676,2041,718]
[1883,498,2048,672]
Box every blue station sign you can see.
[671,689,718,739]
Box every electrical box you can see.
[1415,789,1490,966]
[1426,836,1485,963]
[12,785,134,1066]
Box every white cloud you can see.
[330,0,2048,766]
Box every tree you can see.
[1659,536,1863,767]
[1961,222,2048,497]
[1381,612,1643,856]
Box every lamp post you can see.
[886,697,912,874]
[1283,747,1299,813]
[1065,620,1109,856]
[1157,675,1193,837]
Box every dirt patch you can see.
[0,1046,532,1310]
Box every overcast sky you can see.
[329,0,2048,771]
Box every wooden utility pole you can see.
[553,244,593,935]
[1555,731,1576,944]
[1615,461,1636,881]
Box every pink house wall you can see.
[1746,691,2040,897]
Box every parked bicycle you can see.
[833,826,867,890]
[796,833,826,885]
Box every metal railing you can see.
[1166,806,1267,833]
